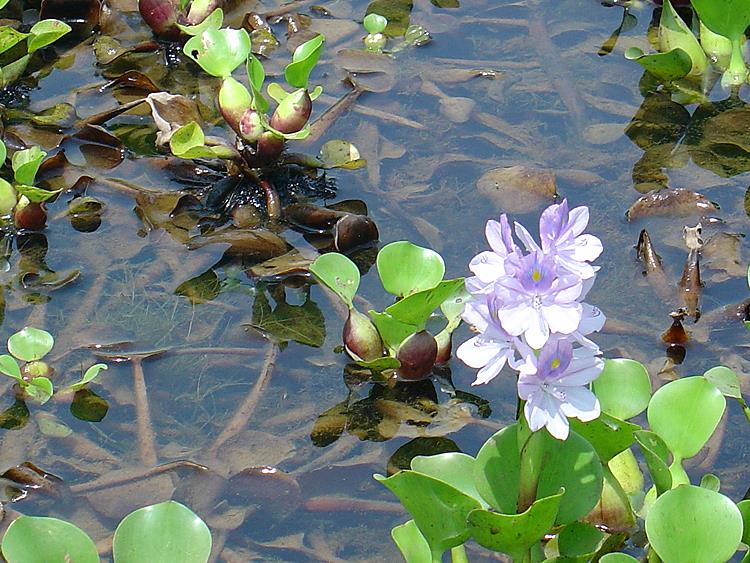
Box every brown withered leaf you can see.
[477,165,558,213]
[145,92,203,146]
[626,188,718,221]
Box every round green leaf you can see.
[703,366,742,399]
[473,423,603,525]
[737,499,750,545]
[1,515,99,563]
[8,327,54,361]
[647,376,726,459]
[364,13,388,34]
[169,122,205,157]
[112,500,212,563]
[12,146,46,187]
[0,354,21,380]
[183,28,251,77]
[593,358,651,420]
[391,520,431,563]
[377,241,445,297]
[624,47,692,82]
[646,485,743,563]
[26,377,53,404]
[558,521,605,557]
[27,19,71,54]
[285,34,324,89]
[411,452,485,506]
[599,554,639,563]
[309,252,360,308]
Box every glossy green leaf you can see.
[658,0,706,75]
[699,473,720,492]
[569,412,639,462]
[703,365,742,398]
[692,0,750,41]
[183,27,251,77]
[411,452,485,506]
[599,554,639,563]
[647,376,725,459]
[26,377,53,404]
[1,516,99,563]
[0,55,30,88]
[0,27,28,57]
[737,499,750,545]
[310,252,360,308]
[700,21,732,69]
[8,327,54,361]
[113,501,211,563]
[593,358,651,420]
[0,139,6,166]
[285,34,324,89]
[467,490,564,559]
[364,13,388,34]
[354,355,400,371]
[646,485,743,562]
[624,47,692,82]
[70,388,109,422]
[375,470,481,559]
[473,423,603,525]
[68,363,108,392]
[267,82,288,104]
[176,8,223,36]
[27,19,71,54]
[0,354,21,380]
[168,122,228,159]
[558,521,605,557]
[14,184,61,203]
[634,430,672,495]
[0,0,10,8]
[369,310,417,351]
[12,146,46,186]
[377,241,445,297]
[391,520,431,563]
[384,279,464,330]
[246,55,269,113]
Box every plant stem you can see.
[517,411,545,513]
[721,38,747,88]
[132,356,158,466]
[450,545,469,563]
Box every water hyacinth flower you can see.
[467,214,520,292]
[517,337,603,440]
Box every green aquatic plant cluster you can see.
[377,360,750,562]
[310,241,466,382]
[625,0,750,89]
[0,326,106,405]
[1,500,211,563]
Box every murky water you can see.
[1,0,749,560]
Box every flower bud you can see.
[255,131,284,162]
[186,0,221,25]
[138,0,180,40]
[14,198,47,231]
[269,88,312,134]
[396,330,437,381]
[239,109,263,143]
[344,308,383,361]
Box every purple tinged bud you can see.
[14,199,47,231]
[219,77,252,134]
[239,109,263,143]
[344,308,383,361]
[269,88,312,134]
[138,0,180,39]
[186,0,222,25]
[397,330,437,381]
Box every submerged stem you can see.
[132,356,158,466]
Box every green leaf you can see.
[8,327,54,361]
[366,0,413,36]
[26,377,53,404]
[176,8,223,36]
[391,520,431,563]
[14,184,61,203]
[383,279,464,330]
[369,310,418,351]
[354,356,400,371]
[1,516,99,563]
[285,34,324,89]
[309,252,360,308]
[599,554,640,563]
[646,485,743,562]
[411,452,485,506]
[647,376,726,460]
[364,13,388,34]
[0,139,6,165]
[169,121,215,159]
[113,501,212,563]
[0,354,21,381]
[0,27,28,57]
[67,363,108,392]
[249,288,325,347]
[624,47,693,82]
[658,0,707,75]
[266,82,289,104]
[0,399,29,430]
[27,19,71,54]
[467,490,564,560]
[246,54,265,93]
[318,140,366,169]
[0,55,30,88]
[175,270,221,304]
[569,412,639,463]
[558,521,605,557]
[634,430,672,495]
[473,423,603,525]
[738,499,750,545]
[70,388,109,422]
[36,411,72,437]
[593,358,651,420]
[375,470,481,560]
[12,146,46,186]
[183,27,251,77]
[699,473,721,492]
[377,241,445,297]
[703,365,742,398]
[692,0,750,41]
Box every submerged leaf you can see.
[249,287,325,347]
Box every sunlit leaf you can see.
[364,13,388,34]
[657,0,706,76]
[8,327,54,361]
[310,252,360,308]
[377,241,445,297]
[384,279,464,329]
[26,377,53,404]
[703,365,742,398]
[27,19,71,54]
[176,8,223,36]
[0,354,21,380]
[67,363,108,392]
[366,0,413,36]
[12,146,46,187]
[183,27,251,77]
[318,140,366,169]
[391,520,431,563]
[175,270,221,304]
[624,47,692,82]
[0,27,28,57]
[285,34,324,89]
[15,184,61,204]
[1,516,99,563]
[593,358,651,420]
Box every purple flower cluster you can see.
[457,200,605,440]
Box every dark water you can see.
[1,0,749,560]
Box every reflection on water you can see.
[0,0,749,560]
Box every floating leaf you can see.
[113,501,212,563]
[183,27,251,77]
[68,363,108,392]
[0,354,21,381]
[36,412,72,437]
[391,520,431,563]
[624,47,692,82]
[27,19,71,54]
[384,279,464,329]
[285,34,324,89]
[1,516,99,563]
[593,358,651,420]
[310,252,360,308]
[377,241,445,297]
[249,288,325,347]
[15,184,61,204]
[0,27,27,57]
[703,365,742,398]
[364,13,388,34]
[366,0,413,36]
[8,327,54,361]
[176,7,223,36]
[318,140,366,169]
[646,485,743,562]
[12,147,46,187]
[26,377,53,404]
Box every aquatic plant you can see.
[1,499,211,563]
[138,0,221,40]
[374,202,750,561]
[310,241,465,382]
[0,327,106,404]
[0,0,71,88]
[363,13,388,52]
